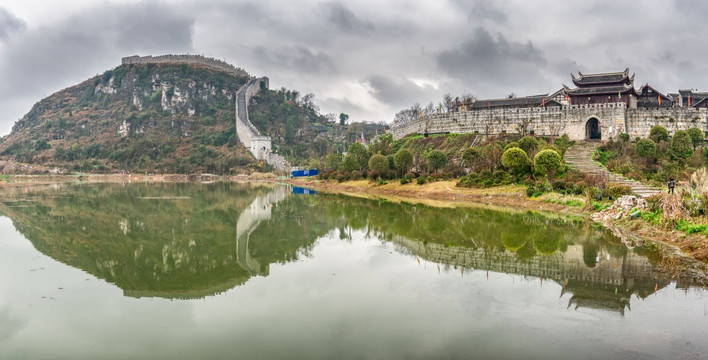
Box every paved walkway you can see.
[564,141,661,198]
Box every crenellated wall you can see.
[391,103,708,141]
[625,108,708,139]
[122,54,250,78]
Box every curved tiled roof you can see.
[571,68,632,86]
[468,94,561,109]
[565,84,637,96]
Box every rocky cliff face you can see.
[0,63,261,174]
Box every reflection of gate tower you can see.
[235,186,290,275]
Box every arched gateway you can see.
[585,118,601,140]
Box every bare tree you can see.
[424,102,435,115]
[548,120,566,141]
[515,117,532,136]
[442,93,455,113]
[393,103,422,125]
[461,93,476,103]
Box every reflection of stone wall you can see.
[236,187,290,275]
[392,236,658,285]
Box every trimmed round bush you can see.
[368,154,389,174]
[687,127,704,149]
[671,130,693,159]
[534,149,563,182]
[649,125,669,143]
[426,150,448,172]
[393,149,413,175]
[518,136,539,154]
[416,177,426,185]
[635,138,656,158]
[504,142,520,151]
[501,147,532,175]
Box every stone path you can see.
[564,141,661,198]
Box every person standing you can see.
[668,176,676,194]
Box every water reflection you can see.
[0,183,674,314]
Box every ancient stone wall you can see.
[234,77,290,171]
[391,103,708,141]
[121,55,250,78]
[625,108,708,139]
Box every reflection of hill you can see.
[0,185,671,311]
[0,183,271,299]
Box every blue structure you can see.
[292,187,316,195]
[291,169,319,177]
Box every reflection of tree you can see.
[532,232,562,255]
[501,232,527,252]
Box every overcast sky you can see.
[1,0,707,136]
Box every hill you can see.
[0,58,351,174]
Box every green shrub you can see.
[504,142,520,151]
[501,147,532,175]
[671,130,693,159]
[635,138,656,158]
[339,154,359,172]
[649,125,669,142]
[604,183,633,199]
[462,147,479,164]
[687,127,705,149]
[619,133,630,142]
[368,154,389,174]
[518,136,539,154]
[417,177,426,185]
[534,149,563,183]
[393,149,413,175]
[426,150,447,172]
[400,178,409,185]
[325,153,343,171]
[348,143,370,169]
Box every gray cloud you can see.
[252,45,337,75]
[437,27,546,85]
[0,1,194,134]
[3,0,708,132]
[365,75,439,108]
[321,2,374,34]
[0,7,25,40]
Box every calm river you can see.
[0,182,706,359]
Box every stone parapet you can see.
[391,102,707,141]
[122,54,250,78]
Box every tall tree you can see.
[339,113,349,126]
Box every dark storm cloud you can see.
[436,27,547,88]
[252,45,337,75]
[365,74,439,108]
[321,2,374,34]
[0,1,193,132]
[0,7,25,40]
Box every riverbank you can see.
[0,172,277,187]
[285,177,708,287]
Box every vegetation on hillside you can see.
[0,63,368,174]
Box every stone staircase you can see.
[564,141,661,198]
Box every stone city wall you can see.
[391,103,708,141]
[625,108,708,139]
[122,54,250,78]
